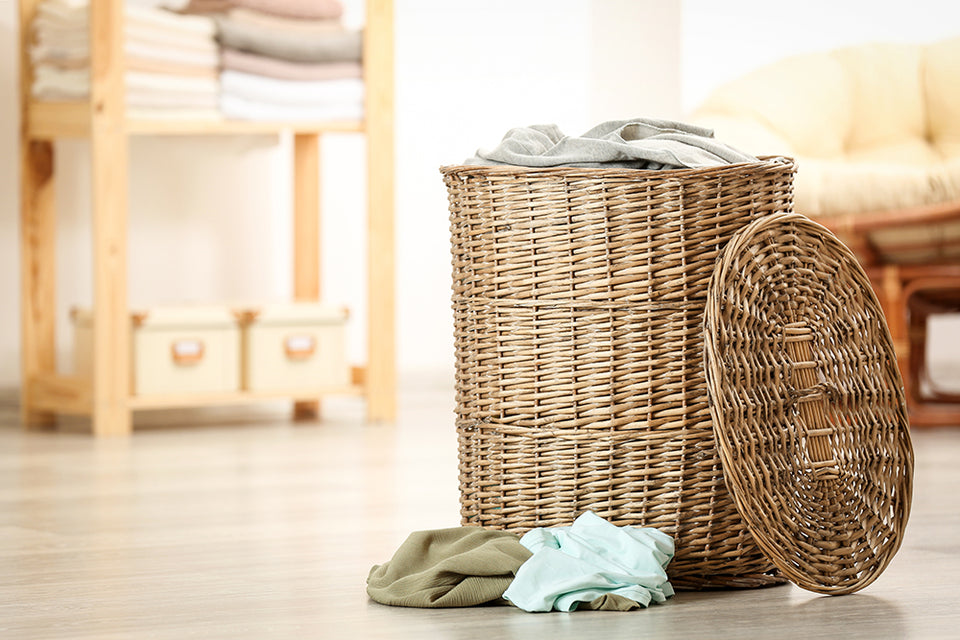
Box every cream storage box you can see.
[238,303,349,392]
[72,306,241,396]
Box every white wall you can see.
[589,0,681,123]
[392,0,592,380]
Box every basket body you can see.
[443,159,796,589]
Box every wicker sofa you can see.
[692,36,960,426]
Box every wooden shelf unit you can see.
[18,0,397,435]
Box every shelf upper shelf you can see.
[27,101,365,138]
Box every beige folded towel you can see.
[217,15,361,64]
[221,48,361,82]
[228,7,343,34]
[231,0,344,20]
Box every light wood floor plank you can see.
[0,384,958,639]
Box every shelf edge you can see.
[127,386,366,410]
[25,101,366,138]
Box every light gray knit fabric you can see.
[467,119,757,170]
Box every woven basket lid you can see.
[704,212,914,595]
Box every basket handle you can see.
[784,322,838,480]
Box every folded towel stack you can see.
[31,0,220,120]
[215,0,364,121]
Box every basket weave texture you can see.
[443,158,796,589]
[704,213,913,595]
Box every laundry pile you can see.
[215,0,364,121]
[467,119,759,170]
[367,512,676,613]
[30,0,220,120]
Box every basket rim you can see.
[440,155,795,179]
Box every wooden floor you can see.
[1,381,959,639]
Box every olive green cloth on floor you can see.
[367,528,531,608]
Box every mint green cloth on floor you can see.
[502,511,676,613]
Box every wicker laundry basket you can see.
[442,158,798,589]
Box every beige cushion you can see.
[691,113,795,157]
[926,37,960,151]
[845,139,942,166]
[870,221,960,264]
[693,52,851,158]
[793,158,951,220]
[832,43,926,151]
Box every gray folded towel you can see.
[467,118,758,170]
[217,17,361,64]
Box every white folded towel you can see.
[127,106,221,120]
[219,94,364,121]
[126,70,219,94]
[32,67,219,101]
[127,90,218,109]
[32,40,219,68]
[32,65,88,99]
[34,2,216,40]
[220,71,364,107]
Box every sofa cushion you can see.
[693,52,852,158]
[870,219,960,264]
[926,36,960,154]
[831,43,926,152]
[690,114,795,157]
[845,139,943,166]
[794,157,948,219]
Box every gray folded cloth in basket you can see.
[466,118,758,170]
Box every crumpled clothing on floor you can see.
[503,511,675,613]
[503,512,674,611]
[366,527,530,608]
[465,118,758,170]
[366,512,675,612]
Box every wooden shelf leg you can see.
[19,0,56,428]
[89,0,131,436]
[20,139,58,429]
[293,132,321,420]
[88,134,131,435]
[365,0,397,422]
[89,133,132,436]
